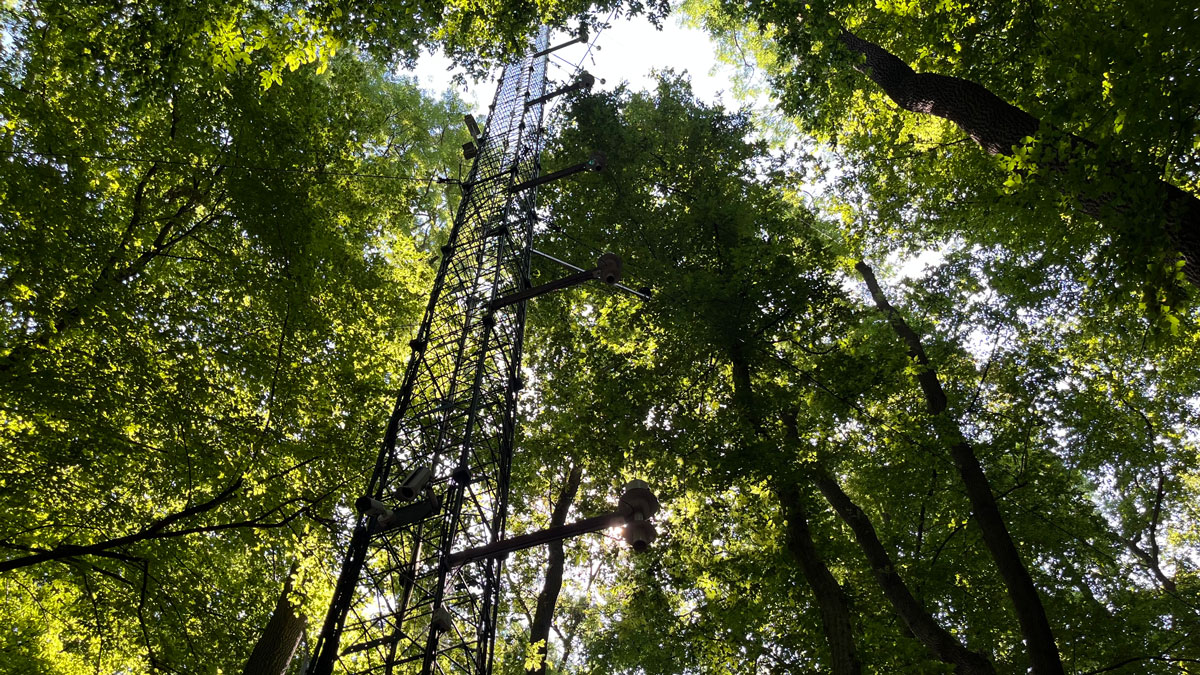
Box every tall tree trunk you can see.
[838,30,1039,156]
[775,481,863,675]
[243,566,307,675]
[838,30,1200,286]
[857,261,1064,675]
[810,466,996,675]
[526,463,583,675]
[729,342,865,673]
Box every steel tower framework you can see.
[308,29,558,675]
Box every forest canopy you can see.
[1,0,1197,673]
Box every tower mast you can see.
[308,28,555,675]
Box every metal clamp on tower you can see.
[508,151,605,193]
[354,466,440,533]
[462,114,483,159]
[488,252,621,312]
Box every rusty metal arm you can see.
[532,30,588,58]
[508,151,605,194]
[525,72,596,108]
[446,511,625,568]
[488,253,621,311]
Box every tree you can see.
[525,78,893,673]
[510,73,1200,674]
[0,1,472,668]
[775,481,862,675]
[857,260,1061,674]
[524,464,585,675]
[0,0,666,668]
[242,565,308,675]
[7,0,1200,671]
[684,0,1200,305]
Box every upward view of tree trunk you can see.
[857,262,1065,675]
[837,31,1039,156]
[809,465,996,675]
[526,463,584,674]
[243,568,308,675]
[839,30,1200,287]
[775,482,862,675]
[733,345,863,675]
[777,412,991,674]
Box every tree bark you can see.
[838,31,1038,156]
[775,482,862,675]
[243,567,307,675]
[838,30,1200,287]
[810,466,995,675]
[526,463,583,674]
[730,342,866,673]
[857,261,1064,675]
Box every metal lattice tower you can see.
[307,29,556,675]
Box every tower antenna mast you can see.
[306,26,623,675]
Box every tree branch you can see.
[527,463,584,674]
[1082,655,1200,675]
[838,29,1200,286]
[0,478,242,573]
[857,261,1064,675]
[855,262,947,414]
[810,462,995,675]
[775,478,863,675]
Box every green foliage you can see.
[496,73,1200,674]
[0,1,471,670]
[683,0,1200,307]
[5,0,1200,672]
[1,0,668,96]
[502,77,865,673]
[523,640,548,671]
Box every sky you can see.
[402,13,738,114]
[399,15,944,284]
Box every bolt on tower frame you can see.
[308,29,556,675]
